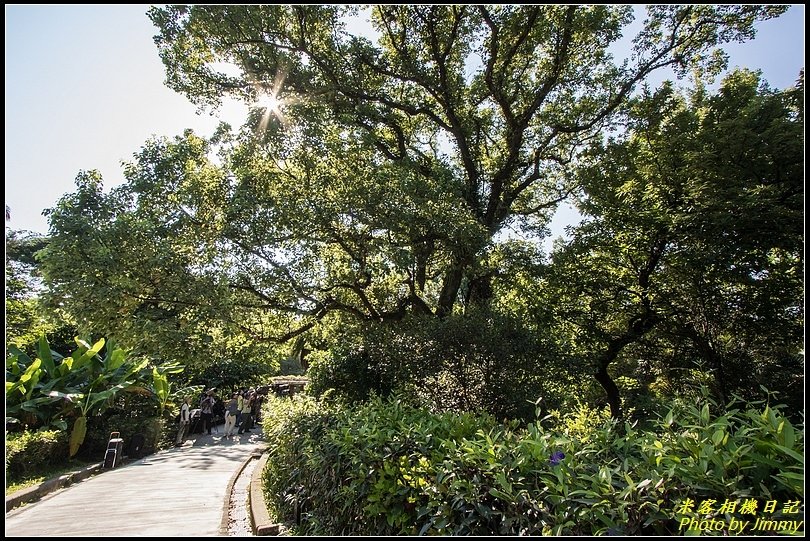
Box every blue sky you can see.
[5,5,805,245]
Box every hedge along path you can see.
[5,430,265,537]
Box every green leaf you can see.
[85,383,130,413]
[106,348,126,371]
[779,420,795,449]
[18,358,42,385]
[700,404,710,424]
[769,443,804,464]
[623,472,634,490]
[69,416,88,458]
[37,335,56,376]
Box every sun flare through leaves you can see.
[253,66,290,133]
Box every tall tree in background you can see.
[39,165,284,369]
[6,229,78,356]
[545,70,803,418]
[6,230,49,346]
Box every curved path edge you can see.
[249,452,282,535]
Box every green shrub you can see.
[6,430,69,479]
[307,312,554,422]
[306,345,395,404]
[545,400,612,442]
[261,393,803,536]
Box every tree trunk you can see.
[595,363,622,420]
[594,236,666,419]
[594,310,659,420]
[465,273,494,310]
[436,265,465,318]
[413,238,434,293]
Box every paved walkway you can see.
[6,428,265,537]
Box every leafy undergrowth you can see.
[261,392,803,536]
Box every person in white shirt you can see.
[175,396,192,447]
[237,391,254,435]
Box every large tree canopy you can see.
[38,6,801,416]
[141,5,784,323]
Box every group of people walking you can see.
[175,387,265,446]
[222,388,263,437]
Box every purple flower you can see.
[549,450,565,466]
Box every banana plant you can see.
[6,339,64,427]
[6,334,150,456]
[150,361,186,417]
[63,338,149,457]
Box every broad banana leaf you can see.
[37,335,57,376]
[69,415,88,457]
[84,383,133,414]
[106,348,126,371]
[62,337,105,376]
